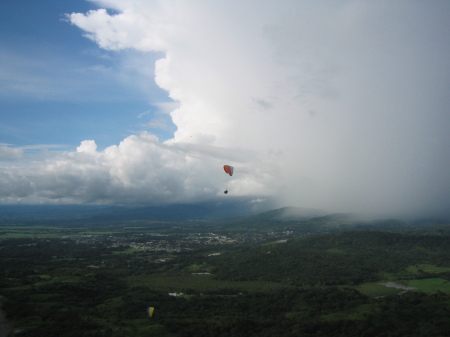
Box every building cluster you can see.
[62,229,296,252]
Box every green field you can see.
[111,249,142,254]
[407,278,450,294]
[406,264,450,275]
[353,282,403,297]
[354,263,450,297]
[125,273,289,293]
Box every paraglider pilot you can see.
[223,165,233,195]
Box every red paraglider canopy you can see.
[223,165,234,176]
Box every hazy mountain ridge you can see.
[0,201,271,223]
[0,204,448,228]
[240,206,328,221]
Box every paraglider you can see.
[223,165,234,176]
[223,165,233,194]
[146,307,155,318]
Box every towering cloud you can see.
[1,0,449,216]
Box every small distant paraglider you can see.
[223,165,234,176]
[223,165,233,194]
[147,307,155,318]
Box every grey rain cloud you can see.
[1,0,448,218]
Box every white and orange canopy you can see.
[223,165,234,176]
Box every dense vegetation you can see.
[212,231,450,286]
[0,208,449,336]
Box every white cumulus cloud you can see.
[0,144,23,160]
[1,0,449,217]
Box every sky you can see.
[1,0,449,217]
